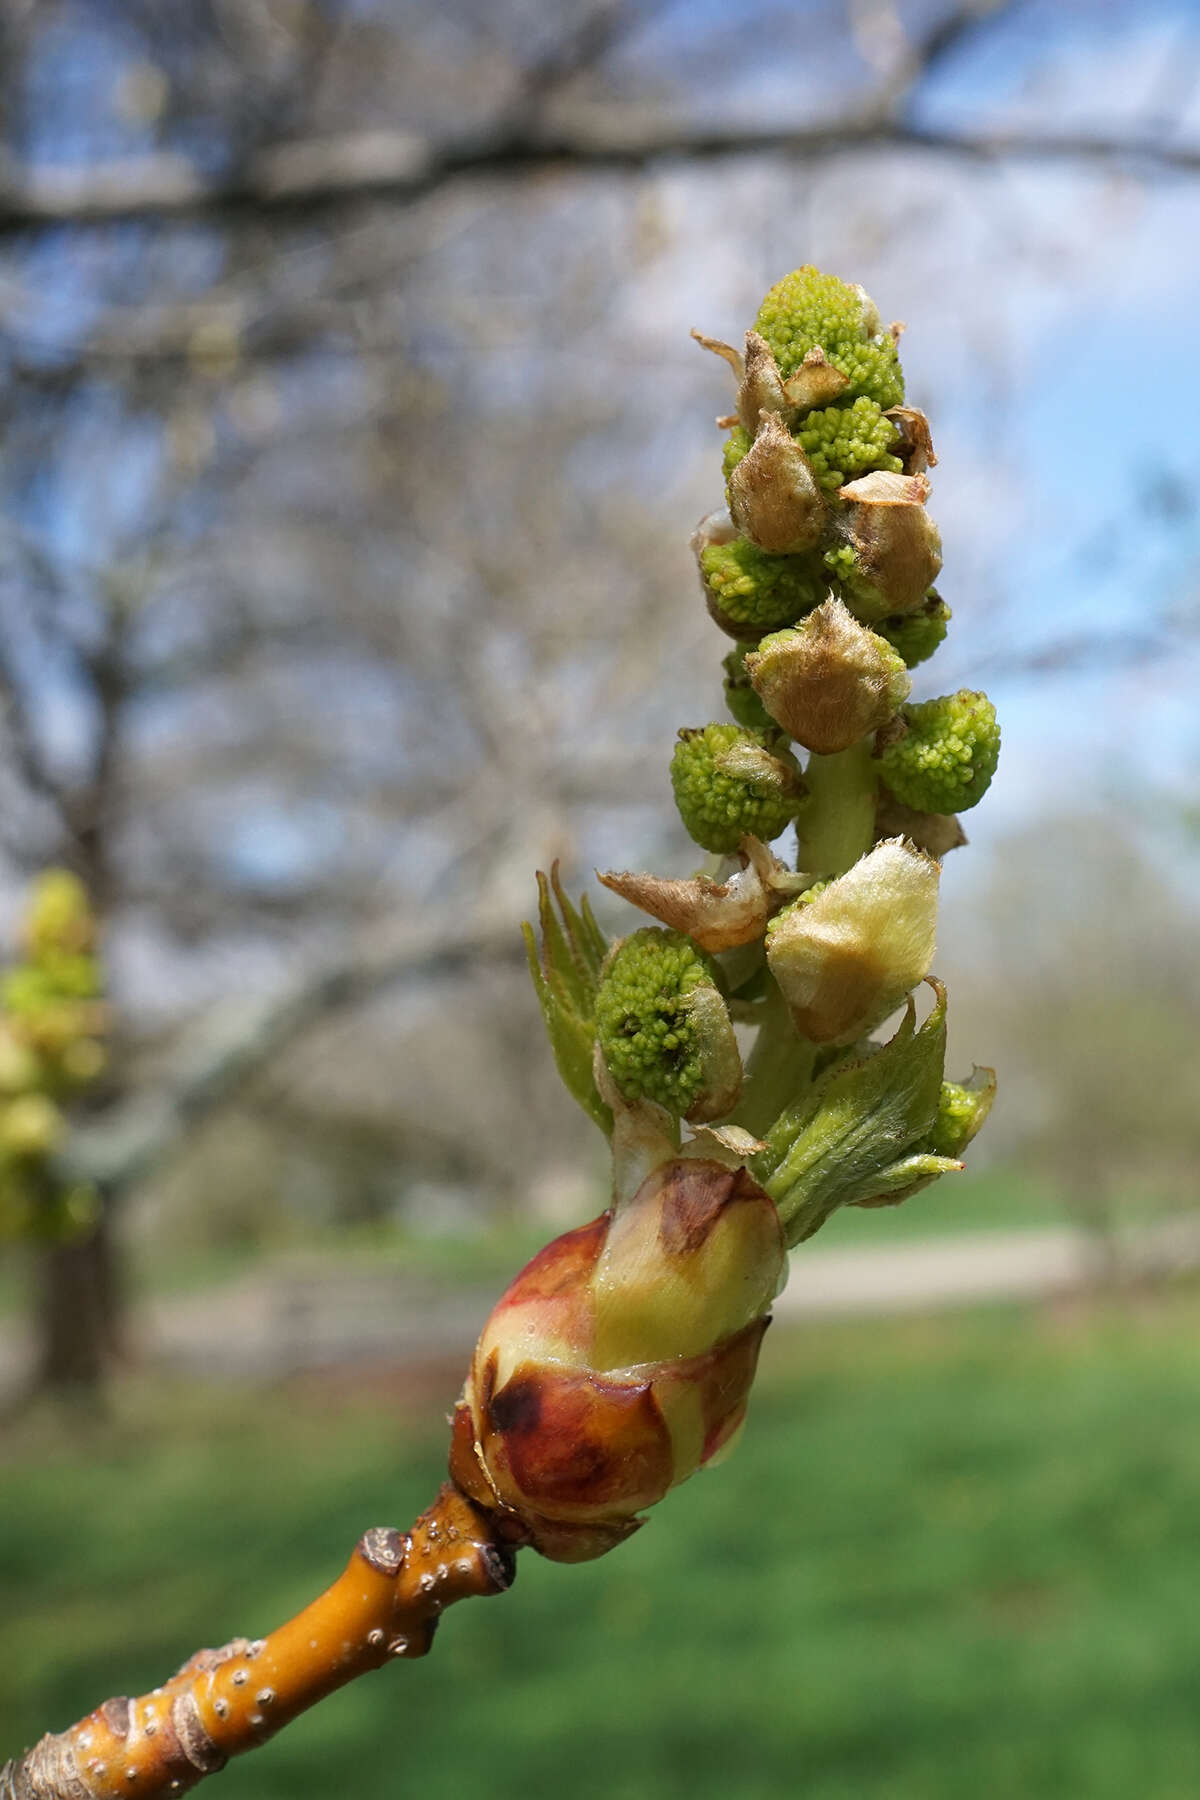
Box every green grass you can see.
[128,1162,1070,1302]
[6,1298,1200,1797]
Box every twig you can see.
[1,1484,516,1800]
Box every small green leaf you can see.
[524,879,612,1135]
[752,980,948,1244]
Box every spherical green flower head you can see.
[700,536,829,636]
[878,596,951,668]
[879,690,1000,815]
[722,644,775,732]
[755,268,905,410]
[671,721,798,854]
[595,928,720,1114]
[795,396,903,492]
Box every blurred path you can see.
[4,1217,1200,1397]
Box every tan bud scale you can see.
[836,471,943,617]
[746,597,910,754]
[766,838,939,1044]
[727,413,827,554]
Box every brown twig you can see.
[1,1483,516,1800]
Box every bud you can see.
[693,512,829,641]
[780,345,851,411]
[670,722,805,855]
[727,413,827,554]
[765,839,939,1044]
[827,471,943,620]
[752,980,950,1242]
[594,929,742,1123]
[745,598,910,754]
[753,267,905,410]
[597,836,809,953]
[877,690,1000,815]
[735,331,788,428]
[450,1149,785,1562]
[795,396,903,492]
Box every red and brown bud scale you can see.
[450,1155,785,1563]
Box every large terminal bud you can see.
[451,1151,785,1563]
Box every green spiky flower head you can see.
[878,690,1000,815]
[699,534,829,639]
[595,928,741,1121]
[794,396,903,492]
[670,722,802,855]
[754,268,905,409]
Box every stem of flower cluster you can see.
[734,739,878,1135]
[799,741,877,878]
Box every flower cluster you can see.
[455,269,998,1563]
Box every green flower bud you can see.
[824,471,943,621]
[698,531,829,640]
[877,593,950,668]
[670,722,804,855]
[735,331,789,428]
[765,839,939,1044]
[754,267,905,409]
[746,597,910,754]
[595,928,741,1122]
[794,395,904,493]
[877,690,1000,815]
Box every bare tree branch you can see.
[1,116,1198,236]
[59,915,524,1200]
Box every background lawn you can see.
[6,1292,1200,1798]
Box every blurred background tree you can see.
[0,0,1198,1400]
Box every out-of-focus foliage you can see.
[0,871,105,1244]
[946,812,1200,1245]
